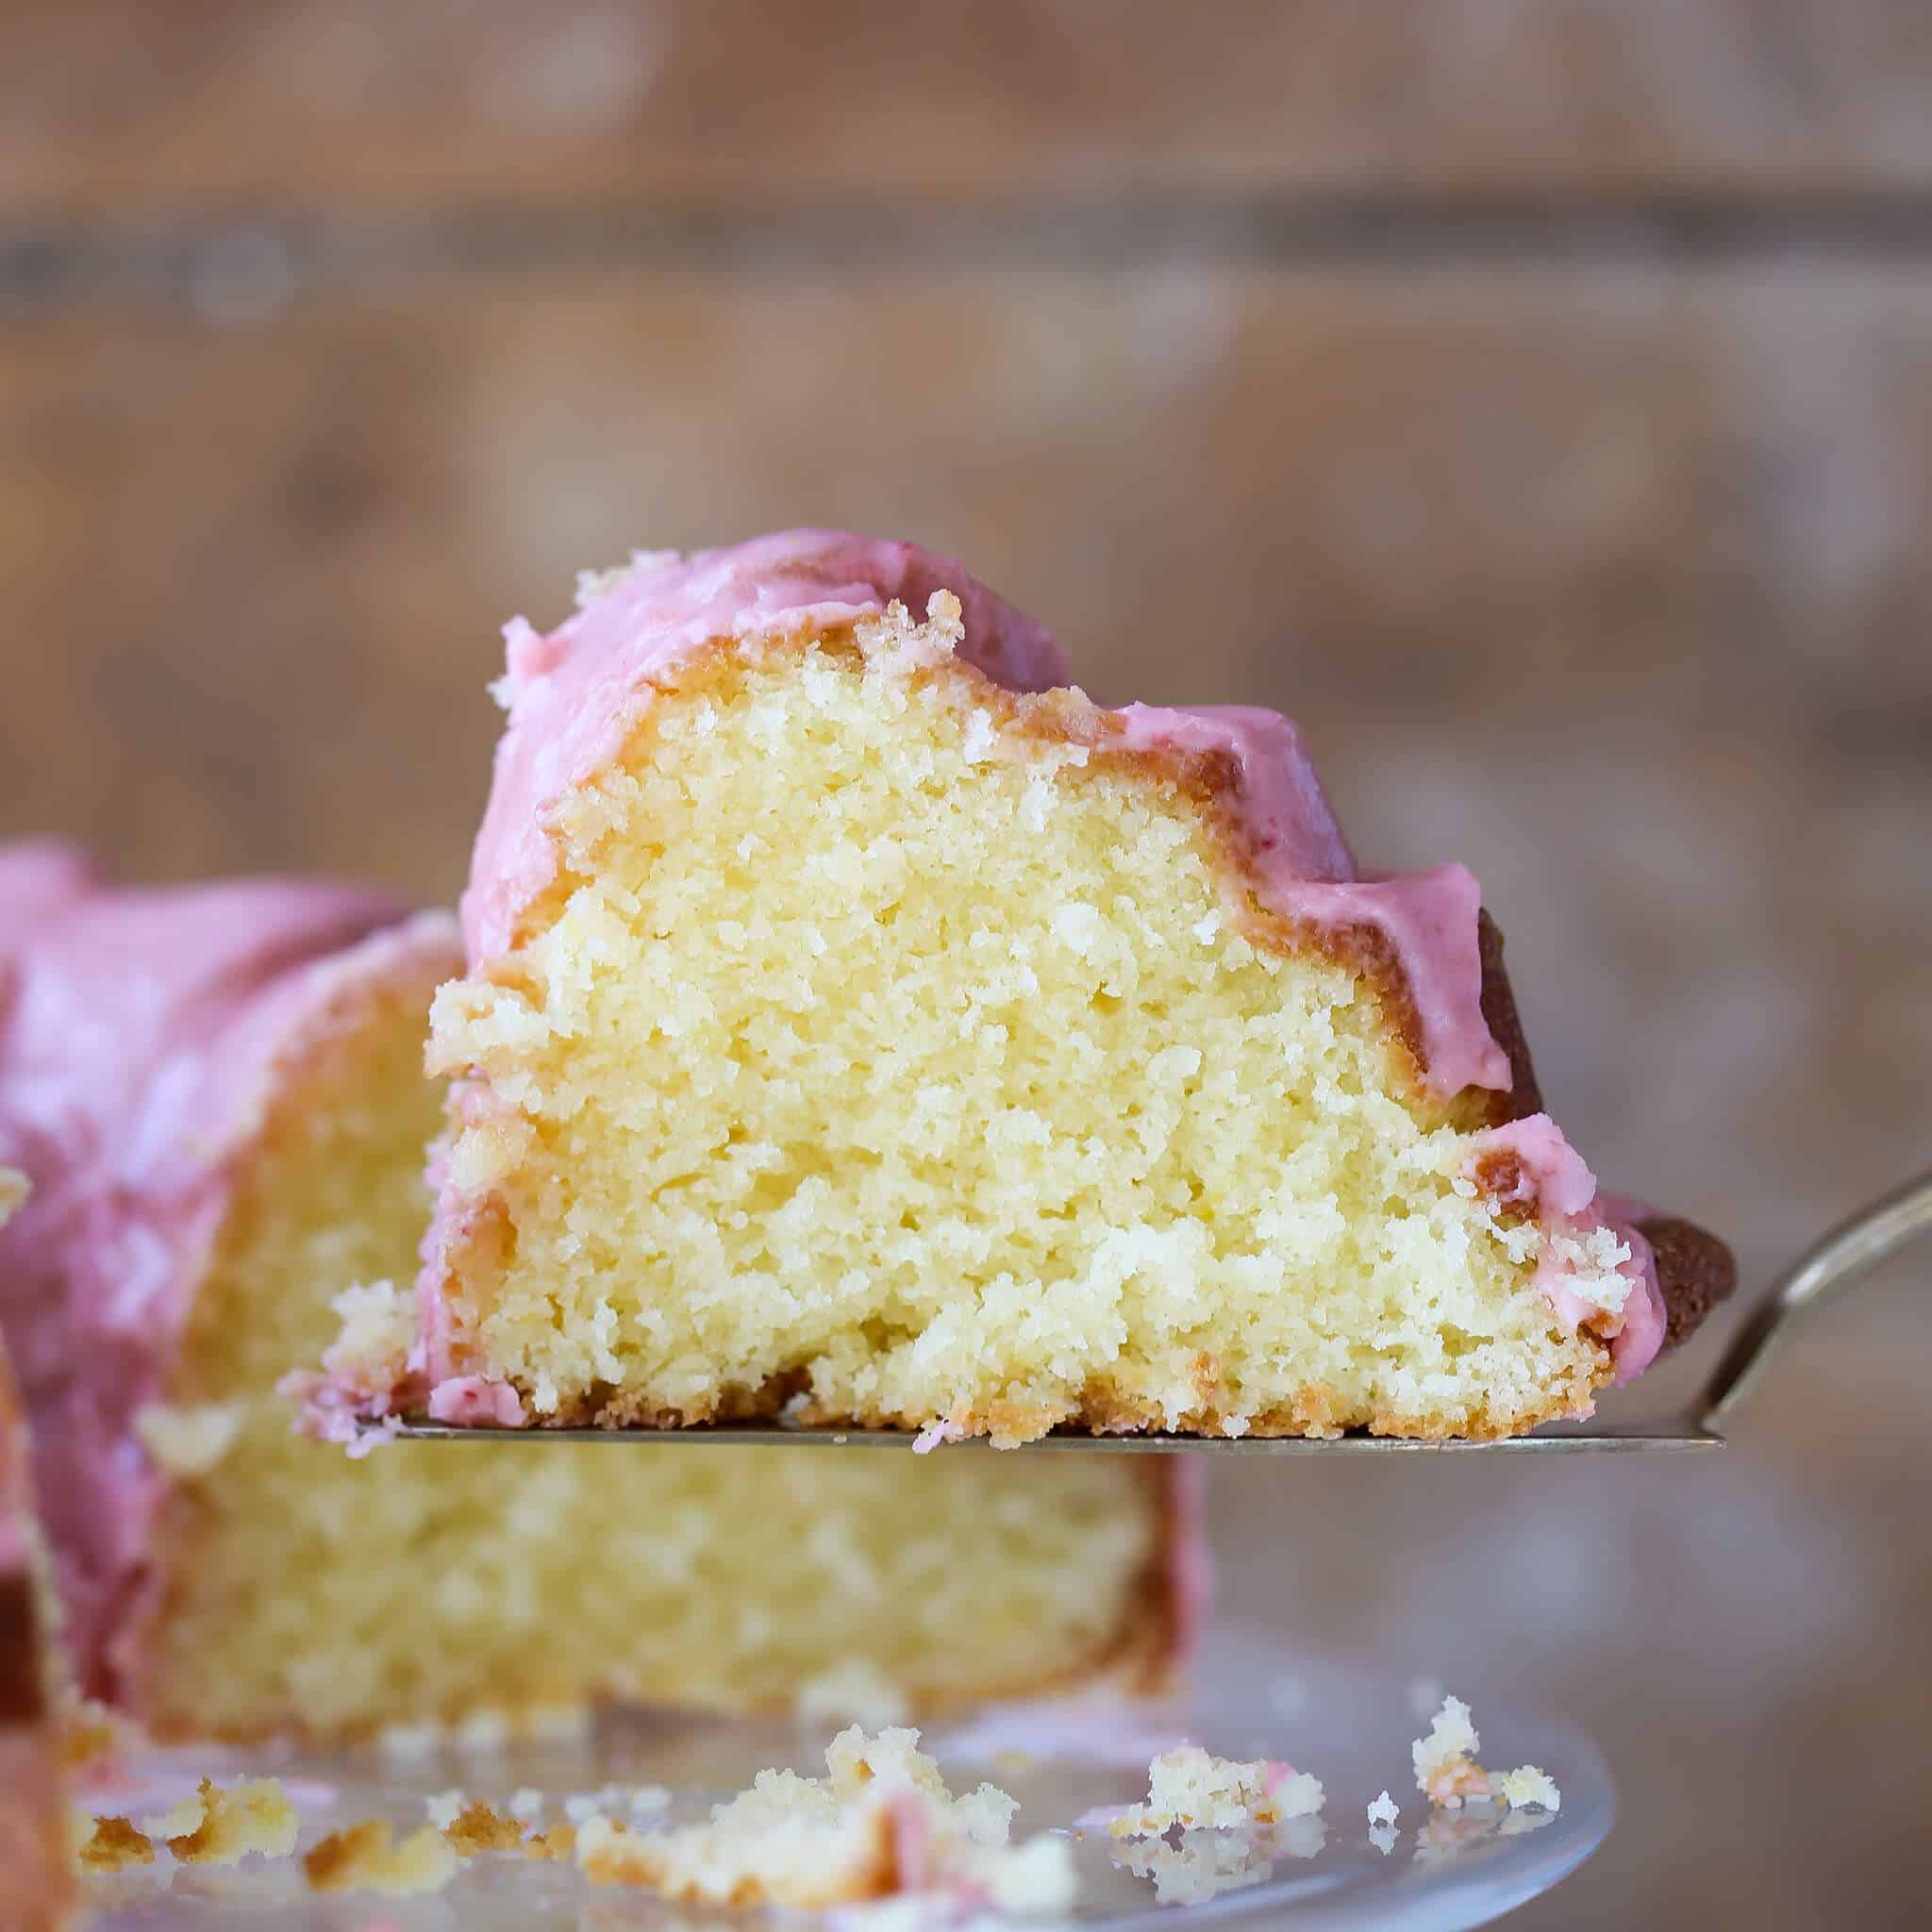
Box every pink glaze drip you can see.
[0,841,458,1703]
[421,531,1657,1408]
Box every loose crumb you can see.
[442,1799,527,1855]
[576,1724,1071,1913]
[1109,1745,1324,1839]
[1497,1765,1561,1813]
[1409,1694,1561,1815]
[305,1819,458,1895]
[149,1775,298,1865]
[524,1823,577,1862]
[1366,1790,1400,1827]
[1411,1696,1491,1807]
[72,1813,155,1872]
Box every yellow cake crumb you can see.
[441,1798,528,1855]
[1109,1745,1324,1838]
[1497,1764,1562,1813]
[1411,1695,1493,1807]
[72,1813,154,1872]
[138,1775,298,1865]
[524,1822,576,1861]
[575,1724,1073,1913]
[1411,1694,1560,1814]
[304,1818,458,1895]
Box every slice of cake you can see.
[0,843,1188,1741]
[339,530,1728,1446]
[0,1175,75,1932]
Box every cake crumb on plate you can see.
[1411,1694,1562,1814]
[72,1813,155,1872]
[142,1775,298,1865]
[1108,1745,1324,1839]
[305,1819,458,1895]
[575,1724,1072,1914]
[442,1798,528,1855]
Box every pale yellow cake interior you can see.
[142,972,1160,1742]
[429,608,1610,1445]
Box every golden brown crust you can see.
[534,1343,1612,1447]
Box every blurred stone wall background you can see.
[2,4,1927,1923]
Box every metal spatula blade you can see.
[389,1170,1931,1454]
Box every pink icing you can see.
[0,841,458,1703]
[425,1376,528,1427]
[421,530,1657,1411]
[464,530,1071,962]
[1466,1116,1666,1382]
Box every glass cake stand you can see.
[79,1626,1611,1932]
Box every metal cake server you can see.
[394,1169,1932,1454]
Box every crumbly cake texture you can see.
[137,1774,299,1864]
[1108,1745,1324,1838]
[72,1813,155,1872]
[303,1818,459,1895]
[348,529,1730,1446]
[0,843,1189,1740]
[575,1724,1076,1915]
[1411,1695,1560,1813]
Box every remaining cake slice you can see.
[0,843,1188,1742]
[0,1172,75,1932]
[341,530,1729,1446]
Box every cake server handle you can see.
[1698,1167,1932,1433]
